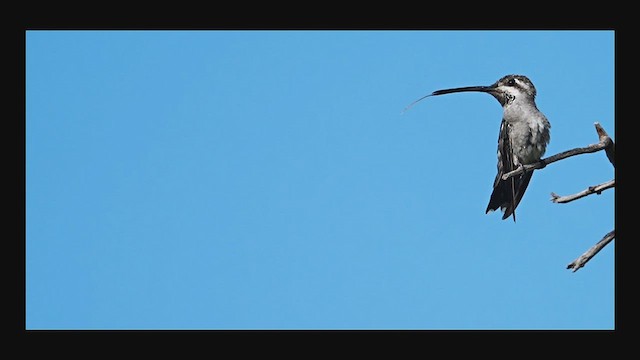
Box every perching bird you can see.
[405,74,551,221]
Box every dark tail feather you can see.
[486,171,534,222]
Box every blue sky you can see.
[25,30,615,330]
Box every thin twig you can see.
[550,179,615,203]
[567,230,615,272]
[502,122,614,180]
[502,142,608,180]
[500,123,615,272]
[595,122,615,167]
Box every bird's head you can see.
[487,74,537,106]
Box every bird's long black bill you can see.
[430,85,494,96]
[403,85,495,113]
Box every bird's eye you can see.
[507,78,516,86]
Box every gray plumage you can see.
[406,74,551,221]
[484,75,550,221]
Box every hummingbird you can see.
[405,74,551,221]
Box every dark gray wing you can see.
[485,119,533,221]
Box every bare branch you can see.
[550,179,615,203]
[567,230,615,272]
[502,123,615,180]
[491,123,615,272]
[595,122,615,167]
[502,142,608,180]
